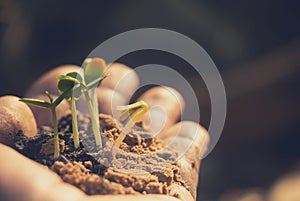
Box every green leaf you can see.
[57,72,83,100]
[54,86,76,106]
[57,74,81,84]
[19,98,51,109]
[83,58,106,87]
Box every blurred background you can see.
[0,1,300,200]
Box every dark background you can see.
[1,1,300,200]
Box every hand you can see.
[0,63,208,201]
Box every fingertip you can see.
[25,65,80,97]
[102,63,139,100]
[268,172,300,201]
[169,184,194,201]
[139,86,185,113]
[0,144,85,201]
[138,86,185,134]
[0,95,37,146]
[96,87,127,115]
[161,121,209,199]
[164,121,209,162]
[23,64,80,127]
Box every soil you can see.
[13,110,188,198]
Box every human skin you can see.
[0,63,209,201]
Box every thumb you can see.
[0,95,37,146]
[161,121,209,200]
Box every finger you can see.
[74,63,139,115]
[137,86,185,135]
[25,63,139,117]
[24,65,81,126]
[0,143,85,201]
[0,96,37,146]
[268,171,300,201]
[0,144,181,201]
[168,184,194,201]
[75,87,126,115]
[161,121,209,200]
[25,65,81,97]
[92,63,139,115]
[27,94,70,127]
[96,87,126,115]
[102,63,139,101]
[87,195,181,201]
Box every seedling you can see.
[57,58,108,150]
[19,89,72,159]
[57,72,83,149]
[83,58,106,124]
[114,101,149,148]
[82,58,108,150]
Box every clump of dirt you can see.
[14,110,188,197]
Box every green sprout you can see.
[114,101,149,148]
[82,58,107,150]
[19,58,108,158]
[56,58,108,150]
[57,72,83,149]
[19,90,72,159]
[83,58,106,124]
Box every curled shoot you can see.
[114,101,149,148]
[19,90,71,159]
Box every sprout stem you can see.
[84,91,102,150]
[91,88,100,127]
[71,98,80,149]
[51,106,60,159]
